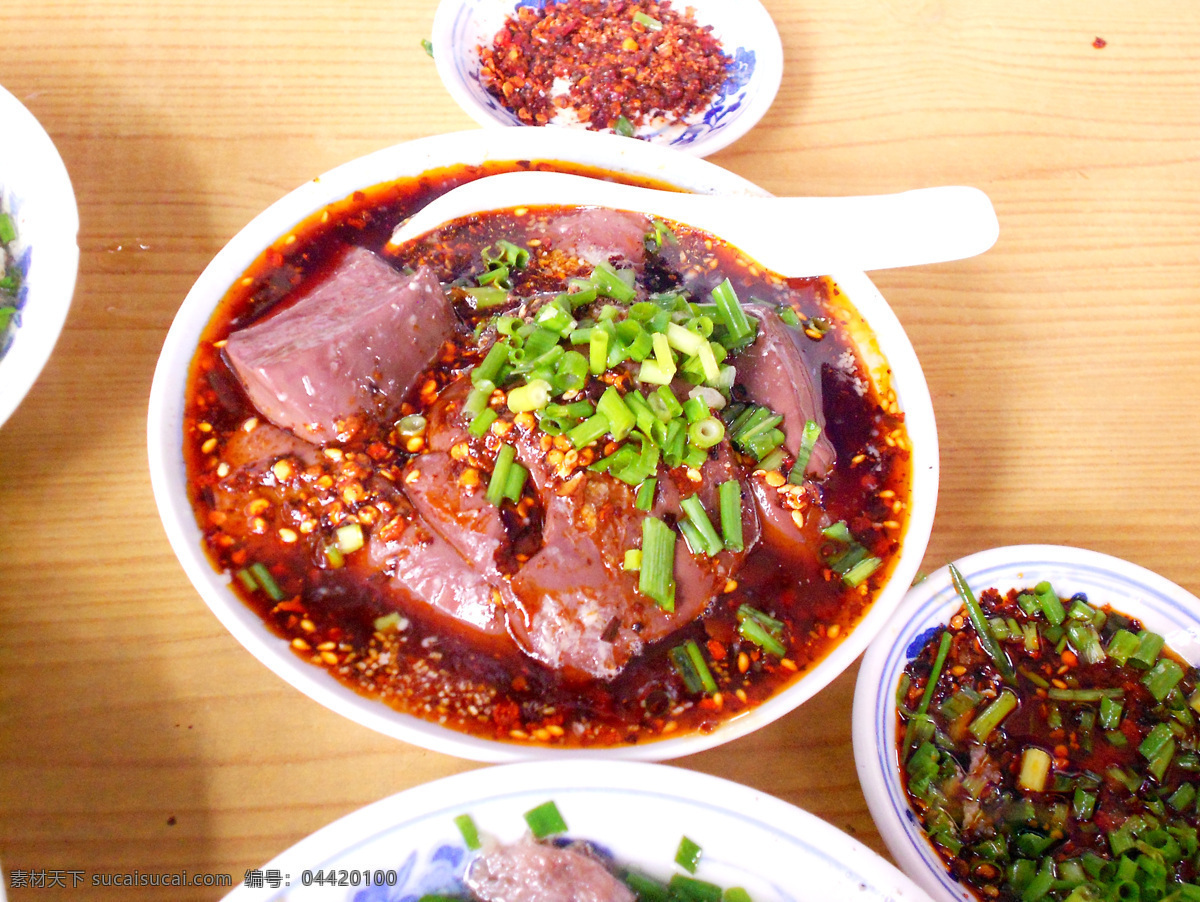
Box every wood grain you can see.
[1,0,1198,898]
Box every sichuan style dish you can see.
[898,566,1200,902]
[0,204,21,359]
[184,162,912,747]
[478,0,731,136]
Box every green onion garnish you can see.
[506,379,552,414]
[788,419,822,483]
[454,813,481,850]
[614,114,635,137]
[633,10,663,30]
[1143,658,1185,702]
[675,835,702,873]
[711,278,755,348]
[680,495,722,557]
[949,563,1017,686]
[486,443,517,506]
[967,689,1017,742]
[635,477,657,512]
[639,516,676,611]
[718,480,744,552]
[248,562,286,601]
[523,800,567,838]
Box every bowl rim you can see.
[0,83,80,428]
[148,126,938,762]
[429,0,784,158]
[222,758,932,902]
[852,543,1200,902]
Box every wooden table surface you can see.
[2,1,1199,898]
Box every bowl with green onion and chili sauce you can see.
[853,544,1200,902]
[148,126,938,761]
[431,0,783,157]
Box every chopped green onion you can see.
[463,285,510,308]
[396,414,427,437]
[473,341,510,387]
[639,516,676,610]
[623,549,642,572]
[591,261,636,301]
[718,480,744,552]
[336,522,364,554]
[737,614,786,658]
[486,444,516,506]
[248,562,286,601]
[614,114,634,137]
[684,639,718,694]
[589,329,609,375]
[373,611,403,632]
[1098,695,1124,730]
[1106,628,1142,665]
[1033,581,1066,626]
[968,689,1018,742]
[506,379,552,413]
[523,800,567,838]
[635,477,657,512]
[950,563,1017,686]
[668,874,723,902]
[1018,747,1053,792]
[688,416,725,449]
[0,213,16,245]
[675,836,702,874]
[1065,621,1107,665]
[1142,658,1185,702]
[234,568,257,592]
[633,10,662,29]
[1073,788,1098,821]
[842,556,882,588]
[681,494,723,557]
[723,890,753,902]
[568,411,612,449]
[468,408,498,438]
[597,387,636,440]
[454,813,481,850]
[711,278,755,348]
[1130,630,1165,669]
[503,461,528,503]
[789,419,822,483]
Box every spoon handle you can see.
[388,171,998,277]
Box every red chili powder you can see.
[478,0,731,132]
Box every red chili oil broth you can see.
[183,161,912,748]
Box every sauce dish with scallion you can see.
[149,127,939,761]
[854,545,1200,902]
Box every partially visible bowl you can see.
[222,760,931,902]
[852,544,1200,902]
[430,0,783,157]
[148,126,938,761]
[0,84,80,428]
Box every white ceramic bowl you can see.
[148,126,938,762]
[852,544,1200,902]
[222,760,931,902]
[0,84,80,427]
[431,0,783,157]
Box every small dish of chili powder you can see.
[430,0,783,157]
[853,545,1200,902]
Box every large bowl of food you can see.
[0,84,80,428]
[853,544,1200,902]
[222,760,930,901]
[430,0,783,157]
[148,127,939,761]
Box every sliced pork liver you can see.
[466,838,634,902]
[506,444,756,681]
[223,248,457,443]
[737,303,836,479]
[537,208,649,267]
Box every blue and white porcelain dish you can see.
[430,0,783,157]
[0,84,80,428]
[222,760,931,901]
[852,544,1200,902]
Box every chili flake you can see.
[478,0,731,133]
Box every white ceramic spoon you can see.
[386,170,999,276]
